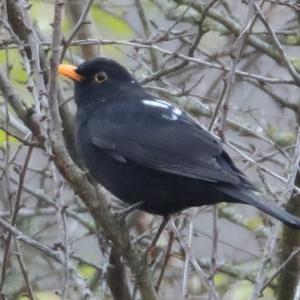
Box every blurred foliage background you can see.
[1,0,300,299]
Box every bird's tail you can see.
[219,186,300,229]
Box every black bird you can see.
[58,57,300,230]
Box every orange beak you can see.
[58,64,83,81]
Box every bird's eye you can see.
[94,71,108,83]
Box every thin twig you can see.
[0,144,33,292]
[170,220,220,300]
[60,0,95,61]
[155,231,175,293]
[254,2,300,85]
[259,247,300,295]
[14,240,36,300]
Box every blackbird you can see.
[58,57,300,229]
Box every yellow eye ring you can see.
[94,71,108,83]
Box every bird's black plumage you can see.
[59,57,300,229]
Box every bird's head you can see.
[58,57,140,107]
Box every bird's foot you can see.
[144,216,170,265]
[112,201,144,220]
[145,245,159,266]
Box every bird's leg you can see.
[147,216,170,255]
[113,201,144,219]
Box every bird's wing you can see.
[88,99,243,184]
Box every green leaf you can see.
[224,280,275,300]
[244,217,264,230]
[266,124,295,146]
[291,57,300,73]
[0,129,18,144]
[19,291,60,300]
[214,273,229,288]
[78,263,96,280]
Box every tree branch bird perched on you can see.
[58,57,300,234]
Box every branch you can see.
[2,38,297,84]
[276,128,300,299]
[107,248,131,300]
[0,144,33,295]
[47,2,158,299]
[0,69,44,143]
[0,216,94,299]
[253,2,300,85]
[64,0,97,60]
[172,0,282,62]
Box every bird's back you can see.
[75,97,253,215]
